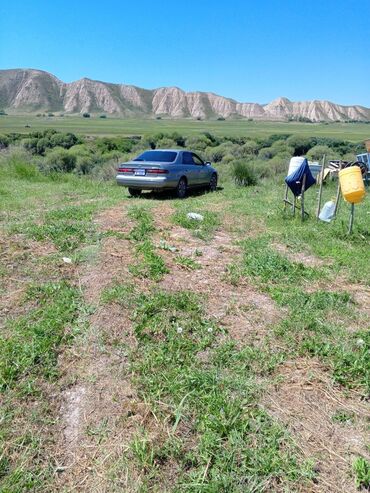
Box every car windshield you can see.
[133,151,177,162]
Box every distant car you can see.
[116,149,218,198]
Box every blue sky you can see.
[1,0,369,106]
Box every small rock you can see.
[62,257,72,264]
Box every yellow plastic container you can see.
[339,166,365,204]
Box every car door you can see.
[192,153,209,185]
[182,151,199,186]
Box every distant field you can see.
[1,115,370,140]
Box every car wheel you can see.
[209,174,217,192]
[176,177,187,199]
[128,188,142,197]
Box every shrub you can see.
[0,147,40,180]
[185,135,213,152]
[44,148,76,173]
[231,160,258,186]
[205,142,238,163]
[156,138,177,149]
[99,114,107,118]
[286,135,314,156]
[0,134,9,149]
[90,160,117,181]
[82,112,90,118]
[237,140,259,158]
[258,146,276,160]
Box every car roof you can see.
[146,149,201,154]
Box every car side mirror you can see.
[205,161,211,166]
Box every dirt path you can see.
[53,205,147,491]
[52,200,369,492]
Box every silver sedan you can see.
[116,149,218,198]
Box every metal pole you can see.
[301,173,306,222]
[316,154,326,219]
[348,203,354,234]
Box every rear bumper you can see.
[116,174,177,190]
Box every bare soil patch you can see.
[154,204,282,344]
[272,242,330,268]
[264,358,370,493]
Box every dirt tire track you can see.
[53,203,148,492]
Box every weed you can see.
[101,282,136,307]
[175,255,202,270]
[127,289,312,490]
[352,457,370,489]
[0,281,80,391]
[128,205,155,242]
[129,240,168,281]
[11,205,97,251]
[128,206,168,281]
[331,410,355,424]
[239,237,322,284]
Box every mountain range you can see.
[1,68,369,122]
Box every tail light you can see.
[146,169,169,174]
[118,167,134,173]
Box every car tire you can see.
[128,188,142,197]
[176,177,187,199]
[209,173,217,192]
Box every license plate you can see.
[135,169,146,176]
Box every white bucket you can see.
[288,156,305,176]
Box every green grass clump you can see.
[129,240,169,281]
[128,205,155,241]
[239,237,322,284]
[353,457,370,489]
[126,289,312,490]
[270,288,369,392]
[172,209,219,240]
[11,204,97,251]
[0,281,80,392]
[232,159,258,186]
[127,205,168,281]
[175,255,202,270]
[101,282,136,307]
[231,235,369,393]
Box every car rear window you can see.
[133,151,177,162]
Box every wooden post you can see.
[316,154,326,219]
[284,184,289,211]
[333,161,342,218]
[348,203,354,234]
[301,173,307,222]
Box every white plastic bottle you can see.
[319,200,336,222]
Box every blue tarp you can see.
[285,158,316,196]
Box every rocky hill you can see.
[1,68,369,122]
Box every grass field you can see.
[1,114,370,140]
[1,148,369,492]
